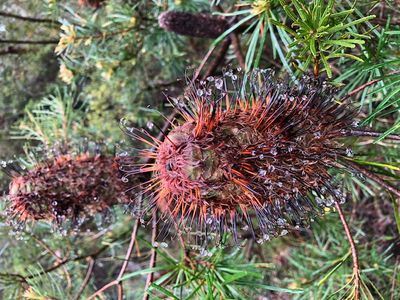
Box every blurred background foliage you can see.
[0,0,399,299]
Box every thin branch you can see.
[341,79,380,102]
[0,11,59,24]
[338,129,400,141]
[346,160,400,198]
[335,201,360,300]
[0,46,31,56]
[86,219,140,300]
[0,39,58,45]
[116,218,140,299]
[230,33,246,70]
[203,38,231,78]
[74,257,95,300]
[143,210,158,300]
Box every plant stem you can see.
[143,210,158,300]
[335,201,360,300]
[339,129,400,141]
[346,161,400,198]
[0,11,58,24]
[74,257,95,300]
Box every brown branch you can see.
[203,38,231,78]
[0,11,58,24]
[0,46,31,56]
[230,33,246,70]
[143,210,158,300]
[335,201,360,300]
[341,79,380,102]
[341,71,400,102]
[74,257,95,300]
[86,218,140,300]
[338,129,400,141]
[346,160,400,198]
[0,39,58,45]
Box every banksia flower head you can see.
[2,150,131,228]
[123,69,358,244]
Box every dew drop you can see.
[258,169,267,177]
[146,122,154,130]
[270,147,278,156]
[215,78,223,89]
[345,148,353,157]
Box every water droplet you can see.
[215,78,223,89]
[146,122,154,130]
[263,234,270,241]
[231,75,237,80]
[196,89,204,96]
[206,76,214,82]
[345,148,353,157]
[259,154,264,159]
[280,230,288,236]
[277,218,285,226]
[270,147,278,156]
[121,177,129,183]
[160,242,168,248]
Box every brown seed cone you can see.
[78,0,104,8]
[6,153,131,223]
[158,11,229,39]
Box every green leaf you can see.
[235,281,304,294]
[149,283,179,300]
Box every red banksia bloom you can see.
[3,153,130,226]
[123,70,360,244]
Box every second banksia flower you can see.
[3,152,132,227]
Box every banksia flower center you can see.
[126,70,358,243]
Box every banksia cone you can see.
[158,11,229,39]
[78,0,104,8]
[3,153,130,224]
[123,70,365,244]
